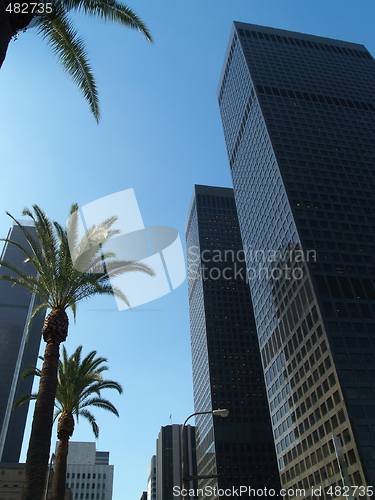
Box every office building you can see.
[0,463,72,500]
[218,23,375,495]
[185,185,280,495]
[0,221,45,462]
[156,424,196,500]
[147,455,156,500]
[64,442,113,500]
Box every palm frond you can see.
[80,397,119,417]
[35,8,100,122]
[61,0,152,41]
[22,365,42,379]
[13,393,38,411]
[79,409,99,437]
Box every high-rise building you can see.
[218,23,375,495]
[64,442,114,500]
[185,185,281,496]
[0,221,45,462]
[147,455,156,500]
[156,424,197,500]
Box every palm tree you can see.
[0,204,153,500]
[0,0,152,121]
[15,345,122,500]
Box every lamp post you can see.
[181,409,229,491]
[43,453,56,500]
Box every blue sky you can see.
[1,0,375,498]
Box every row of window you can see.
[229,89,256,168]
[315,275,375,300]
[237,28,372,60]
[282,395,345,473]
[71,494,105,500]
[67,473,106,479]
[284,426,351,485]
[67,483,106,489]
[217,32,237,104]
[257,84,375,112]
[322,301,375,323]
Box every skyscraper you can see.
[155,424,196,500]
[186,185,280,495]
[0,222,45,463]
[218,23,375,494]
[147,455,156,500]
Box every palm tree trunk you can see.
[0,0,35,68]
[52,413,74,500]
[0,0,13,68]
[21,308,69,500]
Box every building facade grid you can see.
[218,22,375,497]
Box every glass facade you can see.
[186,185,280,497]
[0,223,45,462]
[218,23,375,496]
[156,425,196,500]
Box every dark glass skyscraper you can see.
[0,222,45,462]
[218,23,375,495]
[186,185,280,496]
[156,425,197,500]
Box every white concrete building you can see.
[62,442,114,500]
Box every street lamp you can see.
[181,409,229,490]
[43,453,56,500]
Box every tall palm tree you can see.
[0,204,153,500]
[15,345,122,500]
[0,0,152,121]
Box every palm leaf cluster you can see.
[15,345,122,500]
[12,0,152,121]
[55,345,122,435]
[16,345,122,437]
[0,204,154,327]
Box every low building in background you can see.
[0,462,72,500]
[63,442,113,500]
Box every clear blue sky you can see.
[1,1,374,499]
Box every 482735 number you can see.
[326,485,373,497]
[6,2,52,14]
